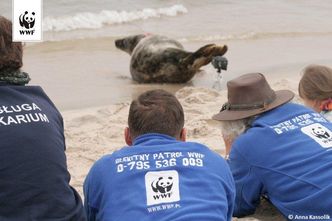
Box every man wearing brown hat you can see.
[213,73,332,220]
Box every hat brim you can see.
[212,90,295,121]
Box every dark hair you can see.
[0,16,23,72]
[128,89,184,139]
[299,64,332,100]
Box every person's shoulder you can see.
[184,141,209,148]
[229,129,258,160]
[96,153,114,163]
[89,153,115,173]
[232,128,255,145]
[13,85,62,113]
[30,86,60,110]
[1,85,44,95]
[184,141,213,151]
[17,85,44,94]
[322,111,332,122]
[88,147,135,178]
[85,153,115,189]
[257,103,311,122]
[93,146,131,165]
[185,141,226,160]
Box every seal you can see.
[115,34,228,83]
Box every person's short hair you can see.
[299,64,332,101]
[128,89,184,139]
[0,16,23,72]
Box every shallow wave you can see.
[37,31,332,45]
[179,31,332,42]
[43,4,188,32]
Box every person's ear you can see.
[125,127,133,146]
[179,128,186,142]
[315,100,324,112]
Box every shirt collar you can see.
[133,133,177,146]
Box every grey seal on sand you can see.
[115,34,228,83]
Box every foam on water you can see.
[43,4,188,32]
[178,32,332,42]
[2,0,331,43]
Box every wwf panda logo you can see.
[19,11,35,29]
[311,126,331,139]
[151,176,173,194]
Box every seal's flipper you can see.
[184,44,228,70]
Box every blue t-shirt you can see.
[84,133,235,221]
[228,103,332,220]
[0,85,86,221]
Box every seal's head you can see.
[115,34,146,55]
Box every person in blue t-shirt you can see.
[84,89,235,221]
[213,73,332,220]
[0,16,86,220]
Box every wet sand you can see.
[23,34,332,110]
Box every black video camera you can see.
[211,56,228,73]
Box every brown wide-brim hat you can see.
[213,73,295,121]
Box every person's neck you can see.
[133,133,176,146]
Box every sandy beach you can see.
[63,78,302,221]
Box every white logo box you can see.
[145,170,180,206]
[301,123,332,148]
[12,0,43,42]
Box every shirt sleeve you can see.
[227,146,263,217]
[83,164,100,221]
[226,173,236,221]
[218,157,236,221]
